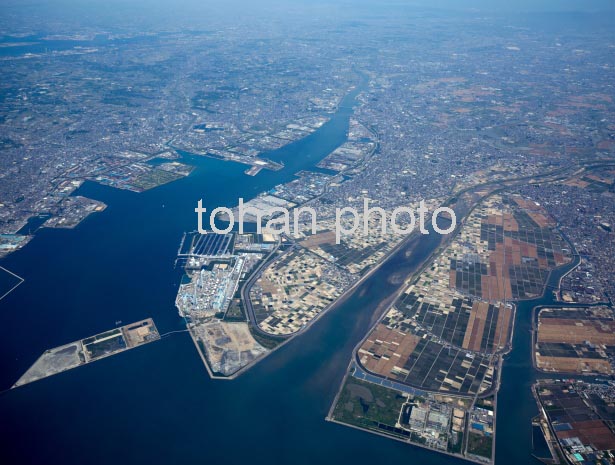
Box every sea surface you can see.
[0,84,575,465]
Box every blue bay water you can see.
[0,83,566,464]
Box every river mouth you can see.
[0,78,448,465]
[495,251,588,465]
[0,100,466,465]
[0,163,462,465]
[0,59,603,465]
[0,136,590,465]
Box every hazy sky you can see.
[4,0,615,13]
[1,0,613,36]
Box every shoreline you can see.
[191,225,432,380]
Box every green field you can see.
[332,376,406,431]
[467,431,493,458]
[131,168,183,191]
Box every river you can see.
[495,253,582,465]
